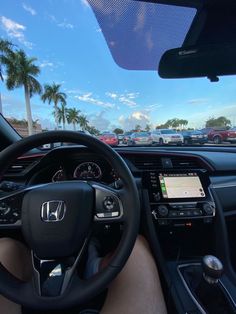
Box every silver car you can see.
[128,132,153,146]
[151,129,183,145]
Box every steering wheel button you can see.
[97,213,105,218]
[112,211,119,217]
[103,196,115,211]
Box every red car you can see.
[98,133,119,146]
[208,128,236,144]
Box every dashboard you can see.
[1,145,236,228]
[2,144,236,314]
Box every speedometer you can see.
[73,162,102,180]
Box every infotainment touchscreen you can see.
[159,173,205,199]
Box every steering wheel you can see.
[0,131,140,310]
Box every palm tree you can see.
[67,108,80,131]
[57,103,68,130]
[41,83,67,130]
[78,114,89,131]
[0,39,14,114]
[2,49,42,135]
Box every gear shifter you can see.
[202,255,224,284]
[180,256,234,313]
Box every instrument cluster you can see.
[51,160,116,184]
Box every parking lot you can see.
[117,141,236,147]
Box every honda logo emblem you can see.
[41,200,66,222]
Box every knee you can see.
[0,238,20,260]
[134,235,151,252]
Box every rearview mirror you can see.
[158,43,236,81]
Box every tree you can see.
[57,103,68,130]
[179,119,188,130]
[78,114,89,131]
[87,125,100,136]
[156,118,188,130]
[206,116,231,128]
[41,83,67,130]
[0,39,14,114]
[67,108,80,131]
[135,124,141,132]
[113,128,124,135]
[145,124,151,132]
[2,49,42,135]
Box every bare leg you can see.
[101,236,167,314]
[0,237,167,314]
[0,238,32,314]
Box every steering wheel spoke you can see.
[91,182,125,224]
[31,237,88,297]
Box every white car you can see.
[151,129,183,145]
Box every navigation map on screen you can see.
[159,173,205,199]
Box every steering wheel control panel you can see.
[0,193,22,226]
[143,171,215,226]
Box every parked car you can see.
[98,133,118,146]
[207,128,236,144]
[122,132,133,144]
[128,132,153,146]
[182,130,208,145]
[117,134,124,143]
[151,129,183,145]
[200,127,214,135]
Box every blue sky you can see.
[0,0,236,131]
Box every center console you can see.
[142,168,236,313]
[143,170,215,227]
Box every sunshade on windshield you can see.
[88,0,197,70]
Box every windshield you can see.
[1,1,236,147]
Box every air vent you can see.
[171,157,200,169]
[128,154,201,170]
[130,156,162,170]
[5,156,42,175]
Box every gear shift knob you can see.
[202,255,224,284]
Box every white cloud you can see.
[145,104,163,112]
[89,111,111,131]
[106,91,140,108]
[119,111,151,130]
[57,20,74,29]
[22,3,37,16]
[0,16,33,48]
[39,61,54,68]
[47,14,74,30]
[75,92,115,109]
[119,96,137,108]
[106,92,118,99]
[187,98,208,105]
[66,89,82,95]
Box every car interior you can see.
[1,0,236,313]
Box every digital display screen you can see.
[159,173,205,199]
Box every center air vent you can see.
[129,154,201,170]
[130,156,162,170]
